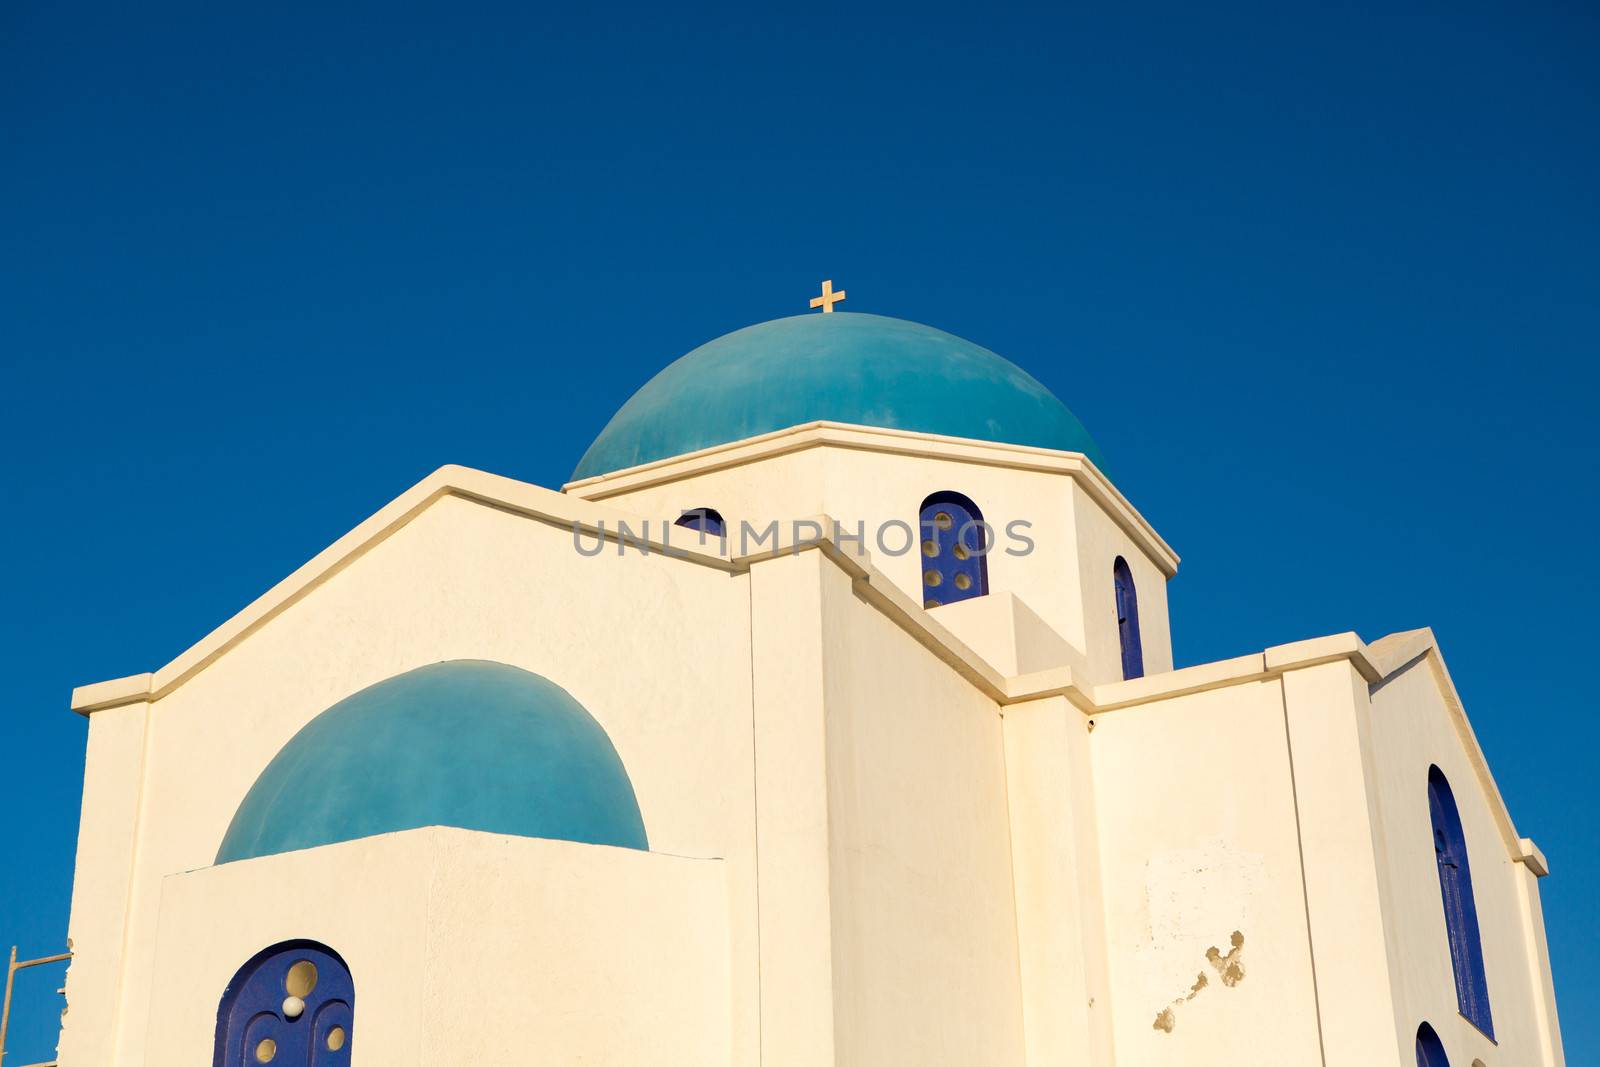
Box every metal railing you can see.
[0,946,71,1067]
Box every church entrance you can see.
[214,941,353,1066]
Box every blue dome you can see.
[216,660,647,864]
[572,312,1102,480]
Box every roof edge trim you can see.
[70,465,738,715]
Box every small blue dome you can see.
[572,312,1102,481]
[216,660,647,864]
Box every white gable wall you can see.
[1367,654,1564,1066]
[62,492,762,1067]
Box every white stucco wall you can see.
[1068,480,1173,683]
[57,700,147,1067]
[745,548,1024,1067]
[929,591,1089,678]
[1088,679,1325,1064]
[816,557,1025,1067]
[144,828,730,1066]
[1279,661,1409,1065]
[1004,694,1116,1065]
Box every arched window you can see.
[675,507,725,538]
[919,491,988,608]
[1415,1021,1450,1067]
[215,940,353,1066]
[1113,556,1144,680]
[1429,765,1493,1038]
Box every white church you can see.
[53,286,1563,1066]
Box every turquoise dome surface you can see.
[216,660,647,864]
[572,312,1102,480]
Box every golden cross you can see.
[809,279,846,313]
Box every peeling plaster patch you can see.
[1149,971,1211,1033]
[1149,934,1245,1034]
[1206,931,1246,987]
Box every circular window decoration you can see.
[285,960,318,998]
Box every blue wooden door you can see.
[1428,767,1494,1037]
[1113,557,1144,680]
[919,492,987,608]
[215,942,353,1067]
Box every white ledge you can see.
[70,673,154,713]
[1516,838,1550,878]
[1265,632,1381,683]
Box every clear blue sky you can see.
[2,2,1595,1061]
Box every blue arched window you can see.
[1429,765,1493,1038]
[675,507,725,538]
[215,940,353,1066]
[919,491,988,608]
[1113,556,1144,680]
[1415,1021,1450,1067]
